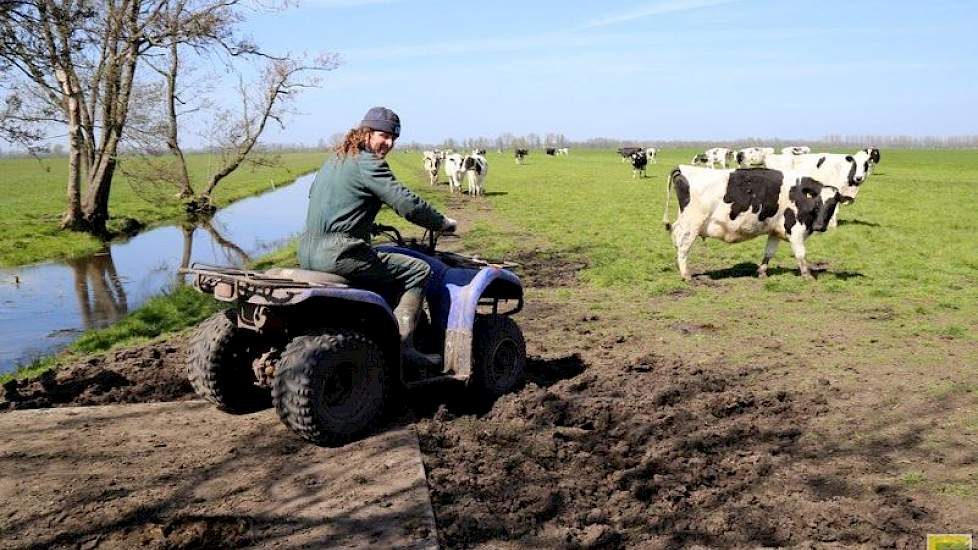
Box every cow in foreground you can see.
[663,166,842,281]
[444,153,465,193]
[463,154,488,196]
[514,148,528,164]
[422,151,441,186]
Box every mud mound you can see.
[1,339,192,410]
[509,249,588,287]
[416,356,928,549]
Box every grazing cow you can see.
[645,147,657,164]
[862,147,881,175]
[618,147,643,162]
[735,147,770,168]
[557,147,569,156]
[472,148,487,156]
[781,146,811,156]
[444,153,465,193]
[631,150,649,178]
[663,165,843,281]
[514,148,529,164]
[463,154,488,196]
[791,150,873,202]
[704,147,732,169]
[545,147,557,156]
[863,147,881,165]
[422,151,441,186]
[691,153,710,166]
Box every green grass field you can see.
[388,148,978,326]
[0,151,325,267]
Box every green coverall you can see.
[298,151,447,302]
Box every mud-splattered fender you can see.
[442,267,523,378]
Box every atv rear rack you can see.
[180,263,341,304]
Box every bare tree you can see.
[123,1,338,213]
[0,0,333,235]
[0,1,169,235]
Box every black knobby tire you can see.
[272,329,387,446]
[187,310,271,413]
[469,314,526,403]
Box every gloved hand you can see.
[442,216,458,234]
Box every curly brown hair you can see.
[334,127,372,158]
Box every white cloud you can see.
[577,0,744,30]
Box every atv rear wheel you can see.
[273,329,387,446]
[469,314,526,404]
[187,310,271,413]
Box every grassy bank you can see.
[0,151,325,267]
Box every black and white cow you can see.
[862,147,881,174]
[704,147,732,168]
[645,147,657,164]
[422,150,441,186]
[444,153,465,193]
[514,148,529,164]
[631,150,648,178]
[618,147,643,163]
[472,148,487,156]
[463,154,488,196]
[691,153,710,166]
[781,146,811,156]
[545,147,557,156]
[662,165,842,281]
[557,147,569,156]
[790,150,873,202]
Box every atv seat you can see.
[264,267,350,287]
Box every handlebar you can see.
[371,223,451,254]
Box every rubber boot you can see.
[394,290,442,370]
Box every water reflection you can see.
[66,253,129,330]
[0,174,313,373]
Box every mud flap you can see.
[443,328,473,378]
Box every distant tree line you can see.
[395,133,978,152]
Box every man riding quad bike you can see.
[182,107,526,446]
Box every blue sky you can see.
[235,0,974,144]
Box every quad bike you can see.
[180,224,526,446]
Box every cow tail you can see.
[663,168,679,231]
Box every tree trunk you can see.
[59,70,86,230]
[166,39,194,198]
[81,155,116,236]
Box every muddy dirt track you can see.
[1,233,969,549]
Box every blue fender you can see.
[375,245,523,378]
[442,267,523,378]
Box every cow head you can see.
[790,177,842,233]
[837,150,872,200]
[865,147,881,164]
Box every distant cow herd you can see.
[421,143,882,282]
[421,145,572,196]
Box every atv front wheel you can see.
[187,310,271,413]
[273,329,387,446]
[469,314,526,403]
